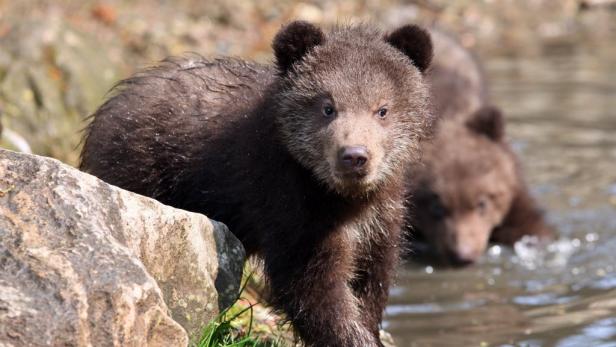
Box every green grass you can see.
[193,275,290,347]
[195,305,270,347]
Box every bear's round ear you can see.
[385,25,433,73]
[273,21,325,75]
[466,106,505,141]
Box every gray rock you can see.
[0,148,245,346]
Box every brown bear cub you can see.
[404,30,554,267]
[81,21,434,346]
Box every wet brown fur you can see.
[405,29,554,266]
[80,22,433,346]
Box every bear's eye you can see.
[429,199,446,220]
[322,104,336,118]
[377,107,388,119]
[477,198,488,215]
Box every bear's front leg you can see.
[492,189,555,245]
[352,217,403,344]
[263,230,380,347]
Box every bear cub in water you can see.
[81,21,434,347]
[405,30,554,267]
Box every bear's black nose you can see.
[338,146,369,172]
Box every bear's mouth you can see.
[339,170,368,180]
[331,169,377,196]
[334,169,370,187]
[323,155,379,196]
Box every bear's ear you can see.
[466,106,505,141]
[273,21,325,75]
[385,25,433,73]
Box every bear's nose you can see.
[446,251,475,267]
[445,245,479,267]
[338,146,369,172]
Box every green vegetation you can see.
[193,274,292,347]
[194,303,282,347]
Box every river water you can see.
[385,40,616,346]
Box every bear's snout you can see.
[445,243,481,266]
[337,146,370,174]
[443,215,492,266]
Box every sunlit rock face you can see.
[0,148,245,346]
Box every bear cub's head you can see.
[271,21,433,198]
[412,106,518,265]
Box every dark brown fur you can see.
[405,30,554,266]
[80,22,433,346]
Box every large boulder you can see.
[0,148,245,346]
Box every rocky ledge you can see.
[0,148,245,346]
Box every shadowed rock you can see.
[0,148,245,346]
